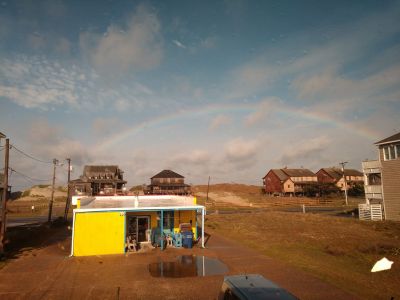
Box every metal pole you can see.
[0,138,9,254]
[64,158,71,221]
[339,162,349,205]
[201,207,205,248]
[160,210,164,250]
[48,159,58,223]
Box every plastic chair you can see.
[173,233,182,248]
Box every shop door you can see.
[137,216,150,242]
[127,216,150,242]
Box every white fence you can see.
[359,203,383,221]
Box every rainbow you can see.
[95,101,380,151]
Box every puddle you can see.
[148,255,229,278]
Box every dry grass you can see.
[207,211,400,300]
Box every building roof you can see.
[148,183,190,187]
[320,167,363,179]
[320,168,342,180]
[270,169,289,181]
[83,165,121,176]
[281,168,316,177]
[264,168,316,180]
[72,195,202,210]
[151,170,184,179]
[375,132,400,145]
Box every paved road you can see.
[208,206,356,216]
[7,216,49,227]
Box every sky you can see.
[0,0,399,189]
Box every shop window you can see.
[157,211,174,230]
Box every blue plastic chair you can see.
[173,233,182,248]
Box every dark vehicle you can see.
[219,274,298,300]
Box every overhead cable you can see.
[9,167,51,182]
[10,144,53,164]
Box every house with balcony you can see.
[69,165,127,196]
[263,168,318,196]
[361,132,400,221]
[144,170,191,195]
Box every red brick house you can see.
[263,168,317,196]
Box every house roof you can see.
[281,168,316,177]
[320,168,342,180]
[264,168,316,180]
[319,168,363,180]
[83,165,121,176]
[271,169,289,181]
[151,170,184,179]
[148,183,190,187]
[375,132,400,145]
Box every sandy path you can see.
[0,227,359,299]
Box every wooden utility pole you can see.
[63,158,71,221]
[0,138,10,254]
[206,176,210,204]
[48,158,58,223]
[339,161,349,205]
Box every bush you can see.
[348,183,364,197]
[303,183,341,197]
[21,189,31,197]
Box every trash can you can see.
[182,231,193,248]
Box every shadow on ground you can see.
[1,218,71,263]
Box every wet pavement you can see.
[148,255,229,278]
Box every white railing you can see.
[364,185,382,194]
[359,203,383,221]
[362,160,381,173]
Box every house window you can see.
[383,145,398,160]
[287,184,290,188]
[368,173,381,185]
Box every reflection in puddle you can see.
[148,255,229,278]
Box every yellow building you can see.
[70,195,205,256]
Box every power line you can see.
[10,144,53,164]
[9,167,51,183]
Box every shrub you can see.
[22,189,31,197]
[348,183,364,197]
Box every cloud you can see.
[173,39,186,49]
[224,137,261,169]
[0,57,81,109]
[244,97,281,126]
[279,136,331,166]
[209,114,232,130]
[170,150,211,167]
[223,2,400,101]
[92,118,124,137]
[0,56,156,111]
[27,120,91,166]
[80,4,163,74]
